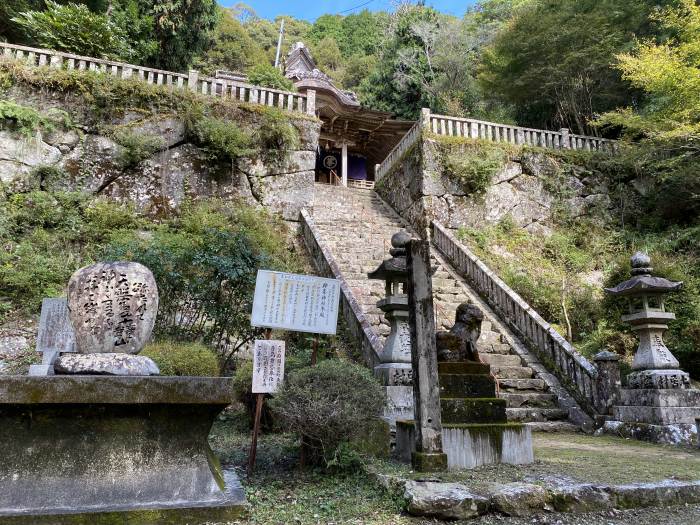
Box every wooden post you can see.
[246,328,272,477]
[341,142,348,187]
[406,239,447,471]
[310,335,319,366]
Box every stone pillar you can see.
[49,54,61,68]
[187,70,199,92]
[406,239,447,471]
[593,350,621,415]
[421,108,431,130]
[516,128,525,145]
[306,89,316,116]
[560,128,571,149]
[341,142,348,187]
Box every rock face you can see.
[376,138,613,236]
[1,83,320,222]
[54,353,160,376]
[67,262,158,354]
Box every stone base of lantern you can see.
[0,376,247,523]
[375,363,414,428]
[604,388,700,446]
[627,369,690,389]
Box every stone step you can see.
[497,378,547,391]
[491,365,534,379]
[524,421,580,433]
[480,354,522,367]
[499,392,558,408]
[478,343,512,355]
[506,407,568,422]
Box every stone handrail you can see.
[300,209,383,369]
[375,120,421,183]
[431,221,600,416]
[0,42,315,116]
[426,109,616,153]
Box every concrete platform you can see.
[0,376,247,523]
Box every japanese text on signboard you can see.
[251,271,340,334]
[252,340,285,394]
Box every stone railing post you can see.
[187,70,199,92]
[516,128,525,145]
[306,89,316,116]
[593,350,621,415]
[560,128,570,149]
[49,54,61,68]
[421,108,431,130]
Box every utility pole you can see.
[274,19,285,69]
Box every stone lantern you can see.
[368,231,413,385]
[368,231,414,424]
[604,251,688,389]
[601,252,699,446]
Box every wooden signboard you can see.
[251,340,285,394]
[251,270,340,335]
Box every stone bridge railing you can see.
[0,42,315,116]
[300,209,383,369]
[431,221,600,417]
[425,109,616,152]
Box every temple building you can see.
[283,42,413,188]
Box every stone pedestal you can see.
[0,376,247,523]
[396,361,533,470]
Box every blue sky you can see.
[219,1,477,21]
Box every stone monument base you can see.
[606,388,700,446]
[0,376,247,523]
[396,420,533,470]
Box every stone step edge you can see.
[367,465,700,521]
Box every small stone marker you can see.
[67,262,158,354]
[251,340,285,394]
[28,298,76,376]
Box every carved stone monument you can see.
[28,298,76,376]
[0,262,246,522]
[56,261,160,376]
[368,231,414,425]
[603,252,700,445]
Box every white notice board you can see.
[252,339,286,394]
[251,270,341,334]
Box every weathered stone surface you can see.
[597,419,698,446]
[36,298,75,354]
[248,170,315,221]
[0,376,245,521]
[127,115,185,149]
[44,128,81,153]
[58,134,124,192]
[54,352,160,376]
[490,482,548,516]
[67,262,158,354]
[404,480,489,519]
[0,131,61,182]
[0,336,29,357]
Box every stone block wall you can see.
[376,135,613,238]
[1,83,321,222]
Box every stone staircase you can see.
[310,183,571,426]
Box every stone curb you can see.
[367,467,700,520]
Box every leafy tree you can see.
[309,36,343,74]
[247,62,294,91]
[149,0,219,71]
[478,0,675,134]
[12,1,129,58]
[193,7,267,75]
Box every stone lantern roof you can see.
[604,252,682,297]
[368,231,411,281]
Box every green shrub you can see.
[110,128,165,168]
[270,359,385,467]
[247,63,295,91]
[141,341,220,376]
[190,116,255,162]
[83,198,143,241]
[255,108,300,160]
[441,142,508,194]
[0,99,64,136]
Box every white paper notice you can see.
[251,270,340,334]
[252,339,285,394]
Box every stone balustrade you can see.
[426,110,616,152]
[431,221,600,417]
[376,120,422,183]
[300,209,383,369]
[0,42,315,116]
